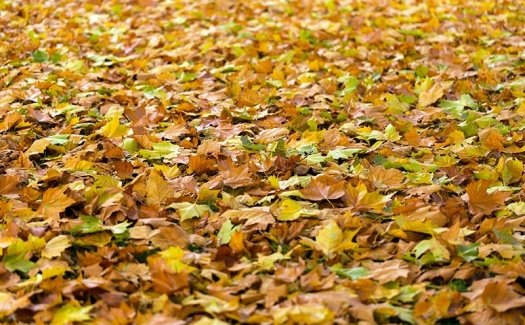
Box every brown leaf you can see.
[218,158,257,189]
[300,174,345,201]
[368,166,405,189]
[481,279,525,312]
[148,257,188,294]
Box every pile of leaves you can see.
[1,0,525,323]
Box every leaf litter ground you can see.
[0,0,525,324]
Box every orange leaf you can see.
[37,187,75,220]
[463,180,509,215]
[368,166,404,189]
[0,174,19,195]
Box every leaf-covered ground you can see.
[1,0,525,324]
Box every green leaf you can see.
[3,254,35,273]
[272,139,287,157]
[331,265,369,280]
[240,135,265,151]
[168,202,212,221]
[457,243,479,262]
[3,236,45,273]
[32,50,48,63]
[139,142,181,160]
[384,124,401,142]
[327,148,364,160]
[217,219,240,245]
[413,238,450,265]
[439,94,477,119]
[70,215,104,235]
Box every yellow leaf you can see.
[37,187,75,221]
[146,170,169,208]
[99,115,129,138]
[25,138,50,156]
[51,303,93,325]
[158,246,196,273]
[276,198,303,221]
[418,81,445,108]
[316,220,342,256]
[42,235,71,259]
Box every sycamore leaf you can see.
[0,174,19,195]
[368,166,404,189]
[218,158,256,188]
[257,250,291,271]
[478,127,504,150]
[463,180,510,215]
[3,236,45,273]
[439,94,477,118]
[37,187,75,221]
[169,202,212,221]
[183,292,239,314]
[42,235,71,259]
[192,317,230,325]
[274,304,334,325]
[0,292,30,318]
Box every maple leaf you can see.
[300,174,345,201]
[463,180,510,215]
[37,187,75,220]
